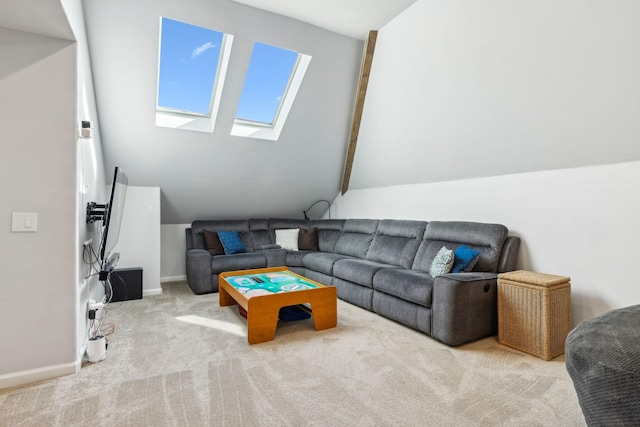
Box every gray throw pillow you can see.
[429,246,454,277]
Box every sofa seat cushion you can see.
[333,259,400,288]
[372,268,435,308]
[211,253,267,274]
[285,250,313,267]
[303,252,352,275]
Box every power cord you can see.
[83,243,101,279]
[303,199,331,220]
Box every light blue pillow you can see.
[451,245,480,273]
[217,231,246,255]
[429,246,454,278]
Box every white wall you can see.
[63,0,109,378]
[350,0,640,189]
[0,28,77,384]
[0,0,108,388]
[114,187,162,295]
[161,224,189,282]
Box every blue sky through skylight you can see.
[157,18,223,115]
[236,42,299,124]
[158,18,303,131]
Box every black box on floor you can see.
[110,268,143,302]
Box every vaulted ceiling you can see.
[84,0,361,224]
[84,0,420,224]
[1,0,417,224]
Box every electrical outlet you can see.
[88,300,105,310]
[88,300,104,320]
[88,299,104,310]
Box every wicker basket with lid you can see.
[497,270,572,360]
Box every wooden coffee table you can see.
[219,267,337,344]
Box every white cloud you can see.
[191,42,217,59]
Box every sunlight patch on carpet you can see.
[175,315,245,337]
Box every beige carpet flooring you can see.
[1,281,586,426]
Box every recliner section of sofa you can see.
[184,217,520,346]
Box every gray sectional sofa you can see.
[185,218,520,346]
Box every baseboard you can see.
[143,288,163,297]
[161,275,187,283]
[0,362,76,390]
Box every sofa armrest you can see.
[256,244,281,250]
[185,228,194,250]
[498,236,521,273]
[254,244,287,266]
[185,249,214,294]
[431,272,498,346]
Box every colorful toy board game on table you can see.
[226,271,319,298]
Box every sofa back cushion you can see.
[412,221,508,273]
[191,220,254,252]
[334,219,379,259]
[249,218,271,249]
[366,220,426,269]
[309,219,345,252]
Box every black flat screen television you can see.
[100,167,128,275]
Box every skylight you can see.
[156,17,233,133]
[231,42,311,141]
[236,43,298,123]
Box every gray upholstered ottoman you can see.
[565,304,640,426]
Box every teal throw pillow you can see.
[429,246,454,278]
[217,231,246,255]
[451,245,480,273]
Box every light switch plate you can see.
[12,213,38,232]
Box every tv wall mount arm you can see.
[86,202,109,224]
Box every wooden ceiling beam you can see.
[341,30,377,195]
